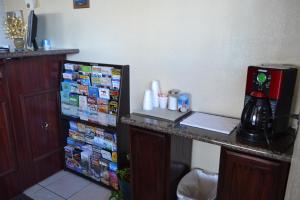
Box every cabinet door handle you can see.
[41,122,49,131]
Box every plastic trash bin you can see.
[177,168,218,200]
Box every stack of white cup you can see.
[143,80,162,110]
[143,89,153,110]
[151,80,160,108]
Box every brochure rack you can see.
[60,60,129,190]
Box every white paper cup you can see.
[153,95,159,108]
[159,96,168,109]
[143,90,153,110]
[151,80,160,108]
[151,80,160,93]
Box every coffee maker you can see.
[237,65,297,143]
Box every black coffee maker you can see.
[237,66,297,143]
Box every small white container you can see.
[168,95,177,111]
[159,96,168,109]
[168,89,180,111]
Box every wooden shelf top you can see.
[0,48,79,59]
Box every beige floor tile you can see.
[29,188,64,200]
[24,184,43,196]
[39,170,70,187]
[68,183,111,200]
[45,173,90,199]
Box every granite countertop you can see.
[121,113,295,162]
[0,49,79,59]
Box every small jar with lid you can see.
[168,89,180,110]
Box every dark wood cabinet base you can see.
[130,126,192,200]
[217,147,290,200]
[128,125,291,200]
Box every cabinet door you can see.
[0,67,20,199]
[20,89,63,184]
[217,148,290,200]
[6,56,65,188]
[130,127,170,200]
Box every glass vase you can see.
[14,38,25,51]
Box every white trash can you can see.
[177,168,218,200]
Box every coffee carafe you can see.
[239,91,273,142]
[237,66,297,143]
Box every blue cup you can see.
[41,39,51,50]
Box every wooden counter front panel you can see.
[130,127,171,200]
[217,148,290,200]
[5,55,65,189]
[6,56,62,92]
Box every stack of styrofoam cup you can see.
[151,80,160,108]
[143,89,153,110]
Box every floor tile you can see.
[68,183,111,200]
[45,173,90,199]
[39,170,70,187]
[24,184,43,196]
[29,188,64,200]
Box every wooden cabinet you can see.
[6,56,64,188]
[129,125,291,200]
[217,148,290,200]
[0,64,21,200]
[130,127,170,200]
[130,126,192,200]
[0,55,65,199]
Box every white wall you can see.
[0,0,10,46]
[4,0,300,175]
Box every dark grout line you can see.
[38,170,71,188]
[42,186,68,200]
[24,185,66,200]
[23,186,44,199]
[26,170,98,200]
[65,182,92,199]
[41,169,93,199]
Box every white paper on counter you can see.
[180,112,239,134]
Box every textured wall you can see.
[4,0,300,116]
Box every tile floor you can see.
[24,170,111,200]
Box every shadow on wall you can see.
[36,13,64,48]
[286,74,300,199]
[291,65,300,115]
